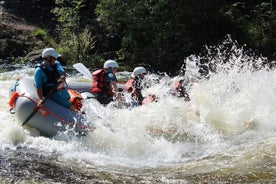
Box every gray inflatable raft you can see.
[9,77,90,137]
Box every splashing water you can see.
[0,37,275,183]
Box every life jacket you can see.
[173,80,190,101]
[142,95,156,105]
[36,63,60,96]
[67,89,83,110]
[125,78,134,93]
[173,81,180,92]
[91,69,113,96]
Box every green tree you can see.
[223,1,276,58]
[96,0,237,75]
[52,0,95,65]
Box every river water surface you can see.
[0,44,275,183]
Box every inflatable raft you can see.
[9,77,91,137]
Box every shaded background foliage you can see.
[1,0,276,75]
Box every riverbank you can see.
[0,3,45,64]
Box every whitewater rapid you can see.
[0,54,275,183]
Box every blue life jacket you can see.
[35,62,60,96]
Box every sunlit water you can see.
[0,39,275,183]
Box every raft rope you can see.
[20,95,93,131]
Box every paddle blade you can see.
[73,63,92,80]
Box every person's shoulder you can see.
[92,68,104,76]
[34,67,44,78]
[55,61,64,68]
[107,72,116,78]
[55,61,62,65]
[34,66,43,72]
[105,72,116,82]
[34,60,46,69]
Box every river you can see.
[0,44,275,183]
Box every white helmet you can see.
[131,66,147,77]
[42,48,59,59]
[103,59,119,69]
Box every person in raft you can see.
[172,79,191,101]
[91,59,122,105]
[125,66,148,107]
[34,47,78,112]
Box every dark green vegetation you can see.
[2,0,276,75]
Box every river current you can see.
[0,43,275,183]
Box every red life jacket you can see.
[173,81,190,101]
[125,78,144,104]
[173,81,180,90]
[142,95,156,105]
[125,78,134,93]
[92,69,113,96]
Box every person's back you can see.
[34,48,78,112]
[125,66,147,106]
[172,79,190,101]
[34,61,64,93]
[91,59,120,105]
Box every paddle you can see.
[73,63,92,80]
[73,62,126,107]
[22,82,61,126]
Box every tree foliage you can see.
[6,0,276,73]
[51,0,95,65]
[222,1,276,52]
[95,0,246,74]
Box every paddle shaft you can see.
[22,82,61,126]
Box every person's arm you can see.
[55,61,66,88]
[55,61,66,76]
[34,68,44,106]
[36,88,44,107]
[55,61,66,79]
[134,80,144,104]
[108,73,122,101]
[36,88,43,100]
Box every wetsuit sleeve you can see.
[55,61,66,75]
[34,68,44,88]
[107,72,117,82]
